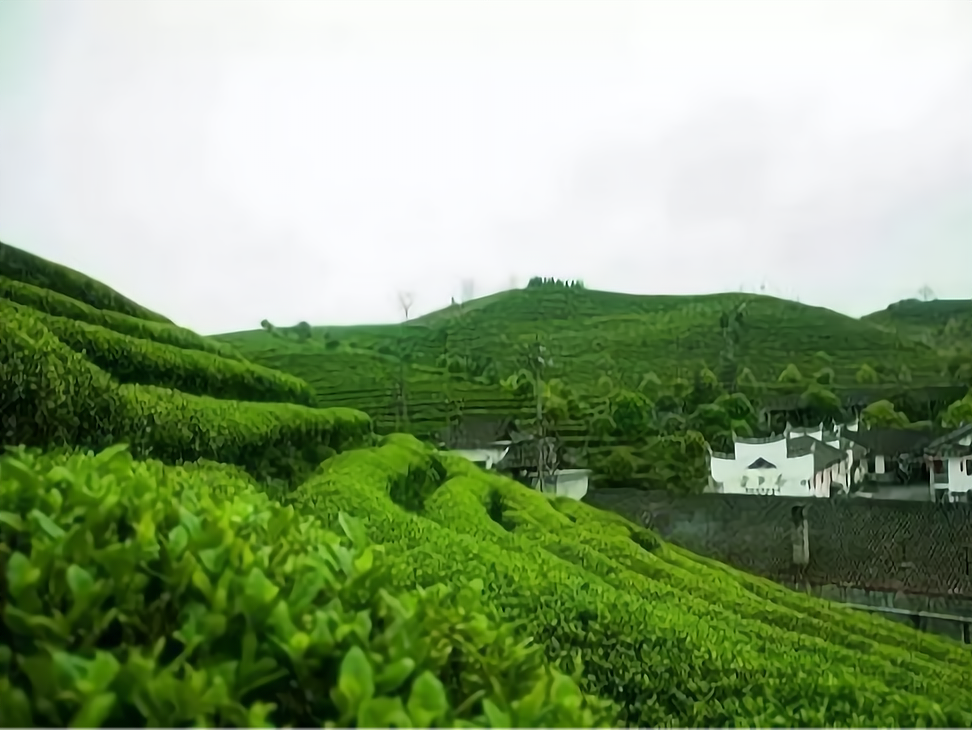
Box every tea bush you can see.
[0,307,370,483]
[0,446,613,727]
[288,437,972,728]
[1,301,314,406]
[0,276,245,362]
[0,241,170,323]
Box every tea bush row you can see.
[0,276,245,361]
[288,436,972,727]
[1,300,315,406]
[1,307,370,483]
[0,241,170,323]
[0,446,613,727]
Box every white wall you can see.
[947,456,972,496]
[536,469,590,500]
[452,445,510,470]
[711,452,825,497]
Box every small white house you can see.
[451,442,511,470]
[438,417,516,470]
[709,423,862,498]
[924,424,972,503]
[535,469,592,500]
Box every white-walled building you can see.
[924,424,972,503]
[438,417,515,469]
[709,423,864,498]
[536,468,592,500]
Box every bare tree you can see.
[395,291,415,428]
[918,285,936,302]
[397,291,415,320]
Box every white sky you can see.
[1,0,971,334]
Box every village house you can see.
[923,423,972,503]
[436,416,515,470]
[708,423,865,498]
[438,418,591,500]
[839,423,933,484]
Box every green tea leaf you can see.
[335,646,375,717]
[407,671,448,727]
[0,510,26,532]
[167,524,188,558]
[29,509,65,538]
[66,564,95,600]
[69,691,117,727]
[6,551,40,596]
[244,567,280,608]
[358,696,413,728]
[482,699,510,728]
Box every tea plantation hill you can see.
[864,297,972,359]
[3,241,972,726]
[218,279,961,431]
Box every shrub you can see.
[0,241,170,323]
[2,300,314,406]
[0,446,613,727]
[290,437,972,727]
[0,276,245,361]
[0,307,370,482]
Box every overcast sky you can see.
[2,0,971,334]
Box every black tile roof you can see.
[843,428,934,456]
[437,416,514,450]
[925,424,972,456]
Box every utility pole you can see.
[532,335,551,490]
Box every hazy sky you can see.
[2,0,971,334]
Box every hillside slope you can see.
[2,247,971,726]
[0,241,172,324]
[864,297,972,355]
[220,286,956,437]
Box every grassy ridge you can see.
[1,298,367,483]
[0,241,171,324]
[220,287,959,442]
[864,298,972,354]
[224,287,951,391]
[292,436,972,726]
[1,300,315,406]
[0,275,246,361]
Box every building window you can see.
[758,476,765,486]
[965,459,972,474]
[800,479,807,486]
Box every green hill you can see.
[864,297,972,355]
[0,241,173,324]
[3,245,972,727]
[220,283,960,436]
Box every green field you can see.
[864,297,972,357]
[217,281,971,443]
[3,241,972,727]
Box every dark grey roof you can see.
[924,424,972,456]
[747,457,777,469]
[438,416,513,450]
[843,428,933,456]
[786,435,846,472]
[497,436,556,470]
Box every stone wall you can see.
[584,489,972,598]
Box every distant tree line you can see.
[526,277,586,290]
[260,319,339,348]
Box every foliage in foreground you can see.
[3,442,972,727]
[0,446,613,727]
